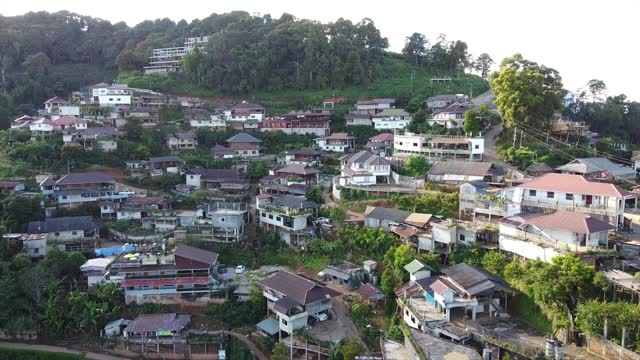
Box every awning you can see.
[256,318,279,336]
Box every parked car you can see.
[218,264,227,273]
[315,217,331,225]
[119,190,135,196]
[235,265,246,274]
[312,312,328,322]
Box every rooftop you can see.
[428,161,494,177]
[442,263,515,297]
[322,132,354,140]
[55,172,115,186]
[365,206,411,223]
[555,157,635,177]
[340,151,390,166]
[502,210,615,234]
[275,164,320,176]
[259,270,340,305]
[124,313,191,334]
[516,173,632,197]
[226,132,261,143]
[372,109,411,117]
[356,98,395,105]
[28,216,98,234]
[369,133,394,142]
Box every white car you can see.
[119,190,135,196]
[313,312,328,322]
[235,265,246,274]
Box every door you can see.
[586,195,593,205]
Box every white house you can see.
[428,103,468,129]
[394,133,484,161]
[353,98,395,115]
[338,151,391,186]
[256,194,318,246]
[499,211,615,262]
[504,173,635,227]
[94,84,131,106]
[371,109,412,130]
[188,111,227,129]
[315,133,355,152]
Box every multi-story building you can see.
[256,194,319,246]
[44,96,69,113]
[425,94,469,110]
[185,202,248,243]
[338,151,391,186]
[459,180,506,221]
[110,197,170,221]
[29,116,88,136]
[187,110,227,129]
[365,133,394,156]
[226,132,262,157]
[166,131,198,150]
[393,133,484,161]
[63,127,118,152]
[103,244,221,304]
[427,103,468,129]
[185,168,249,194]
[345,113,372,127]
[91,84,132,106]
[285,148,324,166]
[353,98,395,115]
[371,109,412,130]
[217,102,265,122]
[24,216,99,257]
[427,161,500,184]
[40,172,129,206]
[504,173,635,227]
[315,133,355,152]
[124,107,161,128]
[144,36,210,74]
[498,210,614,263]
[259,270,340,335]
[260,112,330,136]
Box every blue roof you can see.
[256,317,279,336]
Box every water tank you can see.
[545,338,555,358]
[482,348,493,360]
[371,275,379,285]
[555,341,564,360]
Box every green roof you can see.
[404,259,432,274]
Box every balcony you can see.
[520,198,618,216]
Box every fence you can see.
[391,171,425,189]
[586,335,640,360]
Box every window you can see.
[547,192,555,199]
[33,248,39,254]
[566,193,574,201]
[460,234,465,241]
[413,143,418,147]
[529,190,536,197]
[54,232,60,237]
[475,145,479,149]
[220,218,225,222]
[399,142,403,145]
[72,231,78,236]
[276,217,281,221]
[261,212,266,218]
[281,318,288,325]
[405,309,409,316]
[62,195,67,199]
[268,214,273,219]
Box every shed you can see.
[256,317,280,337]
[104,318,130,336]
[525,162,552,176]
[355,283,386,303]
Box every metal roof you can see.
[226,132,261,143]
[428,161,494,177]
[365,207,410,223]
[124,313,191,334]
[28,216,98,234]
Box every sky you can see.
[3,0,639,100]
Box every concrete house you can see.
[113,197,169,221]
[185,168,248,193]
[555,157,636,180]
[459,180,506,221]
[425,94,469,110]
[274,164,320,185]
[124,107,160,128]
[256,194,319,246]
[44,96,69,113]
[315,133,355,152]
[345,113,372,127]
[260,112,330,136]
[505,173,635,227]
[364,207,411,232]
[63,126,118,152]
[259,270,340,335]
[166,131,198,150]
[365,133,394,156]
[394,133,485,161]
[320,261,365,290]
[123,313,190,340]
[41,172,129,206]
[371,109,412,130]
[285,148,324,166]
[428,103,468,129]
[404,259,433,282]
[25,216,99,257]
[353,98,395,115]
[499,211,615,262]
[226,132,261,157]
[338,151,391,186]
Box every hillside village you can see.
[1,9,640,360]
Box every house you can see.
[320,261,365,290]
[285,148,324,166]
[210,144,238,159]
[526,162,553,177]
[555,157,636,179]
[551,118,590,138]
[354,283,385,303]
[345,113,372,127]
[0,181,25,192]
[124,107,160,128]
[186,202,248,243]
[394,133,485,161]
[44,96,69,113]
[427,161,500,184]
[499,211,615,262]
[395,262,514,327]
[166,131,198,150]
[11,115,36,129]
[427,103,468,129]
[256,194,319,246]
[261,112,330,136]
[104,244,220,304]
[63,126,118,152]
[226,132,262,157]
[315,133,355,152]
[338,151,391,186]
[113,197,169,221]
[185,168,248,193]
[505,173,635,227]
[41,172,128,206]
[187,109,226,129]
[274,164,320,185]
[217,102,265,122]
[258,270,340,335]
[25,216,99,257]
[365,133,394,156]
[93,84,131,106]
[425,94,469,110]
[364,207,411,232]
[146,156,186,175]
[104,318,131,336]
[123,313,191,339]
[29,116,88,136]
[371,109,412,130]
[632,151,640,172]
[459,180,506,221]
[353,98,395,115]
[404,259,433,282]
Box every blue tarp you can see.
[95,244,134,257]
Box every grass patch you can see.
[510,293,553,334]
[0,348,86,360]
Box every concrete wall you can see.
[499,235,560,263]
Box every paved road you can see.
[0,341,122,360]
[483,126,517,172]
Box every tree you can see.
[338,338,364,360]
[593,271,610,300]
[329,207,347,223]
[306,185,324,204]
[474,53,494,78]
[587,79,607,102]
[490,54,566,132]
[402,156,430,176]
[380,268,397,295]
[402,33,427,66]
[481,251,508,278]
[270,342,289,360]
[463,109,482,136]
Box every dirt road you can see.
[483,126,517,172]
[321,190,364,222]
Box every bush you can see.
[0,348,85,360]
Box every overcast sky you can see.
[4,0,639,100]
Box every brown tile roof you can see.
[259,270,339,305]
[323,132,354,140]
[369,133,394,142]
[354,283,384,300]
[523,210,615,234]
[516,173,632,198]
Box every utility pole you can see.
[512,127,518,148]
